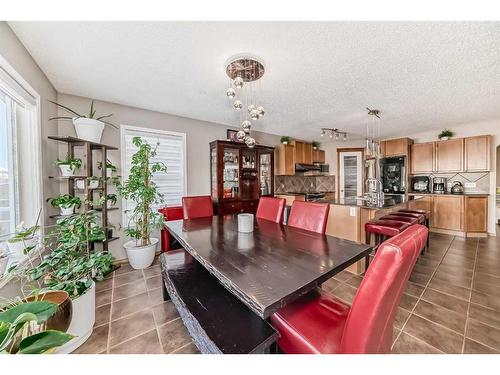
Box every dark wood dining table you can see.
[164,214,373,319]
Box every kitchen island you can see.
[317,194,424,274]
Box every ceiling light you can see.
[321,127,348,142]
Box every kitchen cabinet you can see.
[410,142,434,174]
[275,144,295,175]
[313,149,326,163]
[303,143,313,164]
[435,138,464,172]
[465,196,488,233]
[432,195,463,231]
[293,141,306,164]
[381,137,411,157]
[465,135,491,172]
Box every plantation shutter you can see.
[121,126,186,225]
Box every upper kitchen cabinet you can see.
[410,142,434,173]
[465,135,491,172]
[292,140,313,164]
[313,149,325,163]
[380,137,412,157]
[275,143,295,175]
[435,138,464,172]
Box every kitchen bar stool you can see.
[397,209,430,249]
[364,219,410,270]
[380,214,425,253]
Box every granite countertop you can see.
[408,192,489,197]
[275,191,335,196]
[318,194,422,209]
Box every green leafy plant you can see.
[117,137,167,246]
[8,222,39,244]
[27,212,113,298]
[438,129,454,139]
[97,159,117,172]
[106,194,117,206]
[0,300,73,354]
[48,100,118,129]
[280,136,291,144]
[312,141,321,149]
[54,156,82,172]
[47,194,81,209]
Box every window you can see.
[0,61,41,238]
[120,125,187,225]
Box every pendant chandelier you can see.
[365,107,381,158]
[225,55,266,148]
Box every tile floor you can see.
[75,231,500,354]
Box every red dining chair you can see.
[158,206,184,252]
[287,201,330,234]
[255,197,286,224]
[182,195,214,219]
[270,224,428,354]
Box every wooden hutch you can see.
[210,140,274,215]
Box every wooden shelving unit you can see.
[48,136,119,252]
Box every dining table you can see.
[164,214,373,320]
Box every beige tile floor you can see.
[75,231,500,354]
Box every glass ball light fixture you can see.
[225,55,266,148]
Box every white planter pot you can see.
[75,179,99,190]
[7,237,36,257]
[282,141,288,145]
[124,237,158,270]
[106,167,113,177]
[440,137,449,141]
[60,206,75,216]
[59,164,76,177]
[57,282,95,354]
[106,201,114,209]
[73,117,105,143]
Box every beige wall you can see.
[55,93,280,259]
[0,22,59,225]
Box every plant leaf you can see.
[18,330,74,354]
[0,301,57,324]
[48,100,82,117]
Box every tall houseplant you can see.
[117,137,167,269]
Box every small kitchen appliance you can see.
[433,177,447,194]
[411,176,430,193]
[451,181,464,194]
[380,156,406,194]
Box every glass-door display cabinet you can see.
[210,140,274,215]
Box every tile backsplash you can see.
[275,175,335,193]
[411,172,490,193]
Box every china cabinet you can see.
[210,140,274,215]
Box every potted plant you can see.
[7,222,40,257]
[312,141,321,150]
[117,137,167,269]
[49,100,118,143]
[97,159,117,177]
[47,194,82,216]
[106,194,117,209]
[75,176,100,190]
[0,300,73,354]
[438,129,454,141]
[280,136,291,145]
[55,156,82,177]
[25,211,113,353]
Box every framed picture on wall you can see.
[227,129,242,142]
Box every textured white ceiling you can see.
[8,21,500,140]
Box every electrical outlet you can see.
[350,207,356,217]
[465,182,476,189]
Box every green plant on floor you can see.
[97,159,117,172]
[26,211,113,298]
[117,137,167,246]
[0,300,73,354]
[47,194,82,210]
[280,136,292,145]
[48,100,118,129]
[438,129,454,140]
[312,141,321,149]
[54,156,83,172]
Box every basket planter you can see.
[124,237,158,269]
[73,117,105,143]
[57,282,95,354]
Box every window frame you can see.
[119,124,187,227]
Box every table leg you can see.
[162,277,171,301]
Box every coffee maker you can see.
[433,177,447,194]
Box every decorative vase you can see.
[124,237,158,269]
[72,117,105,143]
[57,281,96,353]
[59,165,75,177]
[60,206,75,216]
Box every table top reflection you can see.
[165,215,372,319]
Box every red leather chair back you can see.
[158,206,184,252]
[182,196,214,220]
[287,201,330,234]
[256,197,286,223]
[340,224,428,353]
